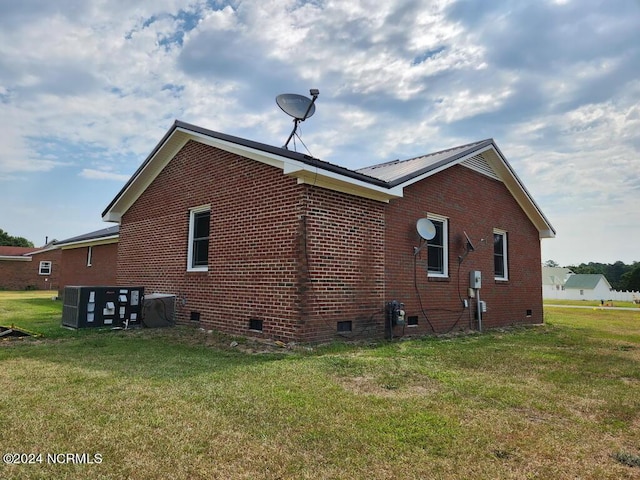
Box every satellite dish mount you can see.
[458,231,476,263]
[276,89,319,150]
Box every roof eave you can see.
[102,122,555,239]
[24,246,59,255]
[0,255,32,262]
[102,121,401,222]
[385,140,555,239]
[56,235,120,249]
[482,144,556,238]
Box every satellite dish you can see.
[276,94,316,120]
[416,218,436,241]
[276,89,320,150]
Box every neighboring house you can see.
[0,245,61,291]
[54,226,119,296]
[102,120,555,343]
[0,227,119,293]
[563,274,613,301]
[542,266,574,299]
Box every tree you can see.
[565,261,635,290]
[544,260,560,267]
[602,261,627,290]
[0,229,35,248]
[620,263,640,292]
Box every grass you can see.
[544,298,639,308]
[1,292,640,479]
[0,291,72,338]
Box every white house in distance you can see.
[542,266,574,299]
[543,266,640,303]
[563,274,613,301]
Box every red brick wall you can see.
[0,249,61,291]
[117,141,388,342]
[117,141,305,341]
[385,164,543,336]
[58,243,118,294]
[0,259,34,290]
[298,186,386,342]
[117,140,543,342]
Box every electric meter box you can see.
[470,270,482,289]
[62,286,144,329]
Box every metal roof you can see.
[356,139,493,186]
[101,120,555,238]
[564,274,611,290]
[101,121,388,220]
[54,226,120,246]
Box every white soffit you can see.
[58,236,119,249]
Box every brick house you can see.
[0,227,118,293]
[0,245,61,291]
[103,120,554,343]
[54,226,119,296]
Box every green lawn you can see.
[1,292,640,479]
[544,298,639,308]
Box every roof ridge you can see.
[358,138,493,171]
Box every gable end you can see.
[460,154,500,181]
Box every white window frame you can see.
[187,205,211,272]
[427,213,448,278]
[39,261,52,275]
[87,246,93,267]
[493,229,508,281]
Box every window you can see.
[39,261,52,275]
[427,214,448,277]
[187,206,211,271]
[494,229,508,280]
[87,246,93,267]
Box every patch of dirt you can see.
[335,374,441,398]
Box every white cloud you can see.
[79,169,132,182]
[0,0,638,262]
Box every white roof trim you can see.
[57,235,119,249]
[102,123,553,238]
[184,127,402,201]
[383,144,555,239]
[103,128,403,223]
[0,255,32,261]
[103,130,191,223]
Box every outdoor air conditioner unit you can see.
[62,286,144,329]
[142,293,176,328]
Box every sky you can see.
[1,0,639,266]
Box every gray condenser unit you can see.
[62,286,144,329]
[142,293,176,328]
